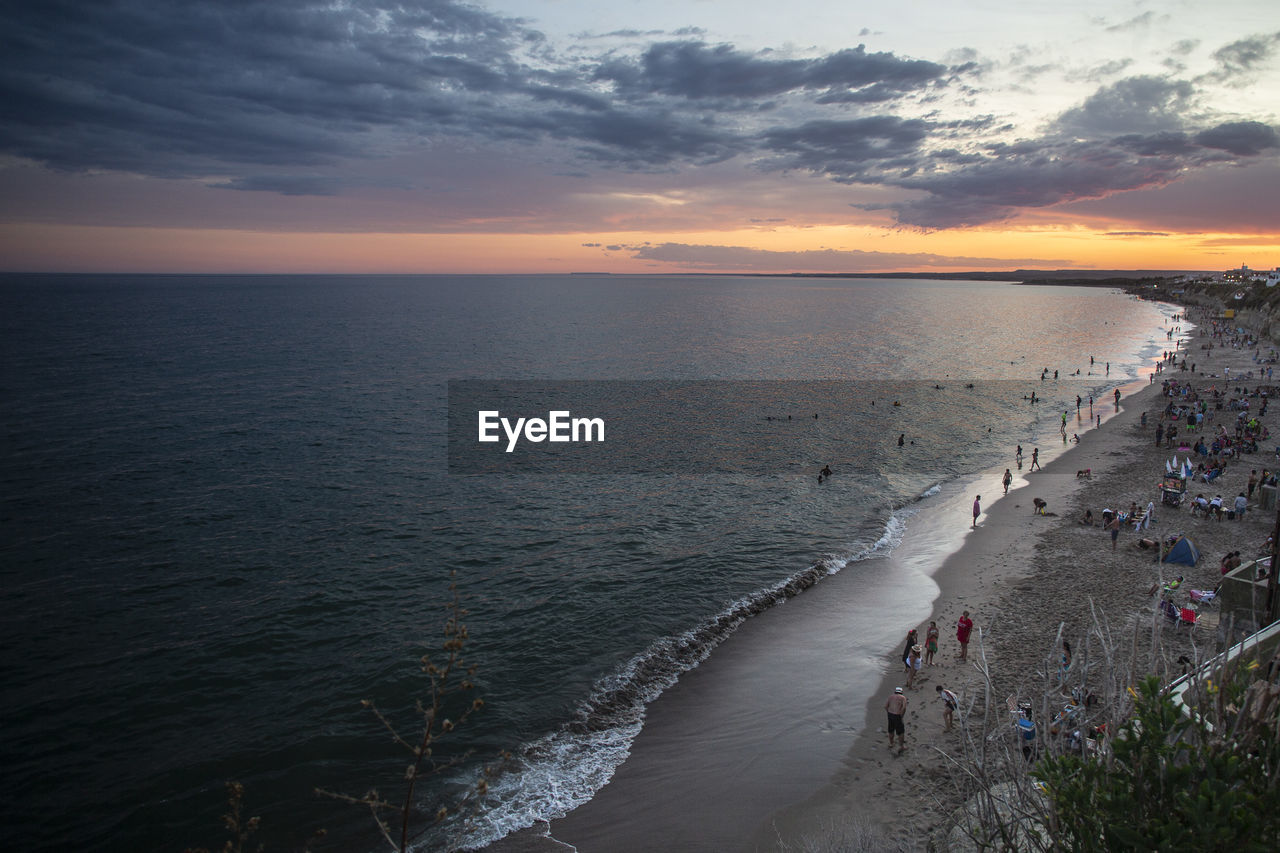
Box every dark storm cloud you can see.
[755,58,1279,229]
[759,117,932,178]
[868,139,1190,228]
[0,1,945,182]
[594,41,946,102]
[1194,121,1280,156]
[517,108,744,167]
[1054,76,1196,136]
[858,116,1277,230]
[0,0,532,175]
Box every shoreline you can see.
[486,301,1187,853]
[754,373,1166,846]
[761,310,1275,849]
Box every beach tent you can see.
[1163,536,1202,566]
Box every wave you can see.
[452,503,921,850]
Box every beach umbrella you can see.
[1166,459,1173,474]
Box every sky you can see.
[1,0,1278,274]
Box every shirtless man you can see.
[885,687,908,750]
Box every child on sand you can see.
[925,621,939,665]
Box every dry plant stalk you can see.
[318,572,494,853]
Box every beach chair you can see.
[1178,606,1198,628]
[1189,588,1217,606]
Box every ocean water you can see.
[0,274,1180,850]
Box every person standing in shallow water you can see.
[1002,468,1012,494]
[972,495,981,527]
[1029,448,1041,471]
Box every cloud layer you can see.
[1,1,1278,231]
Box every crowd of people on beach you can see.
[885,308,1280,766]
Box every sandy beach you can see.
[761,305,1275,850]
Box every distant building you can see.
[1223,264,1253,282]
[1268,268,1280,288]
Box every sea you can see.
[0,274,1184,851]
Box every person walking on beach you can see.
[956,611,973,662]
[902,628,918,670]
[1114,388,1121,406]
[1002,469,1012,495]
[972,495,981,527]
[925,621,939,665]
[886,687,908,751]
[1029,448,1040,471]
[936,685,959,731]
[1106,513,1121,550]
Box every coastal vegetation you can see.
[930,615,1280,853]
[1037,670,1280,852]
